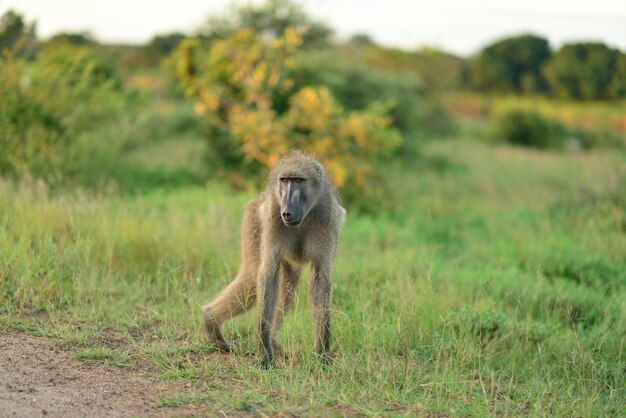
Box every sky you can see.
[2,0,625,56]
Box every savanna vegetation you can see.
[1,0,624,415]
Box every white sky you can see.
[2,0,625,56]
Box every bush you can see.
[293,49,454,144]
[0,42,138,179]
[491,110,565,149]
[170,29,402,208]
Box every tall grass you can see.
[0,140,624,415]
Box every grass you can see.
[72,346,135,367]
[0,139,624,415]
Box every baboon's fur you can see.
[203,151,345,366]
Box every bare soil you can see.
[0,332,191,417]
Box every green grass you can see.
[72,346,135,367]
[1,140,624,415]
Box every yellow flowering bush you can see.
[171,28,401,206]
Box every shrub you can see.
[0,43,137,179]
[491,110,565,149]
[449,305,556,346]
[548,287,609,328]
[293,49,454,144]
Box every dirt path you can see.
[0,332,190,417]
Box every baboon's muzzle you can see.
[281,186,304,226]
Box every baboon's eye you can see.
[280,178,289,184]
[294,178,303,183]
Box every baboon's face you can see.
[277,176,314,227]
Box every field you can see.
[1,139,624,416]
[440,92,626,149]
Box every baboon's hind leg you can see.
[203,270,256,352]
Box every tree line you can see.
[2,5,624,101]
[467,34,625,100]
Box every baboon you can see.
[203,151,346,367]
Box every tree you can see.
[0,9,36,56]
[45,32,96,47]
[201,0,333,48]
[133,32,188,67]
[469,34,551,94]
[543,43,624,100]
[349,33,376,47]
[609,54,626,98]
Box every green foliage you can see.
[468,35,625,100]
[348,33,376,47]
[201,0,332,48]
[0,10,33,49]
[130,32,187,68]
[469,34,551,94]
[0,10,26,49]
[149,33,186,60]
[609,54,626,97]
[491,110,566,148]
[0,9,37,58]
[364,45,465,92]
[0,42,137,179]
[44,32,96,47]
[543,43,625,100]
[293,49,455,143]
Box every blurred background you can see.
[1,0,624,201]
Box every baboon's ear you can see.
[313,161,324,177]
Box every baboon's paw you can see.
[316,351,334,368]
[214,340,232,353]
[253,355,275,369]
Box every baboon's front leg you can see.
[272,262,301,357]
[310,260,334,365]
[256,254,281,368]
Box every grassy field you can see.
[1,139,624,415]
[439,92,626,149]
